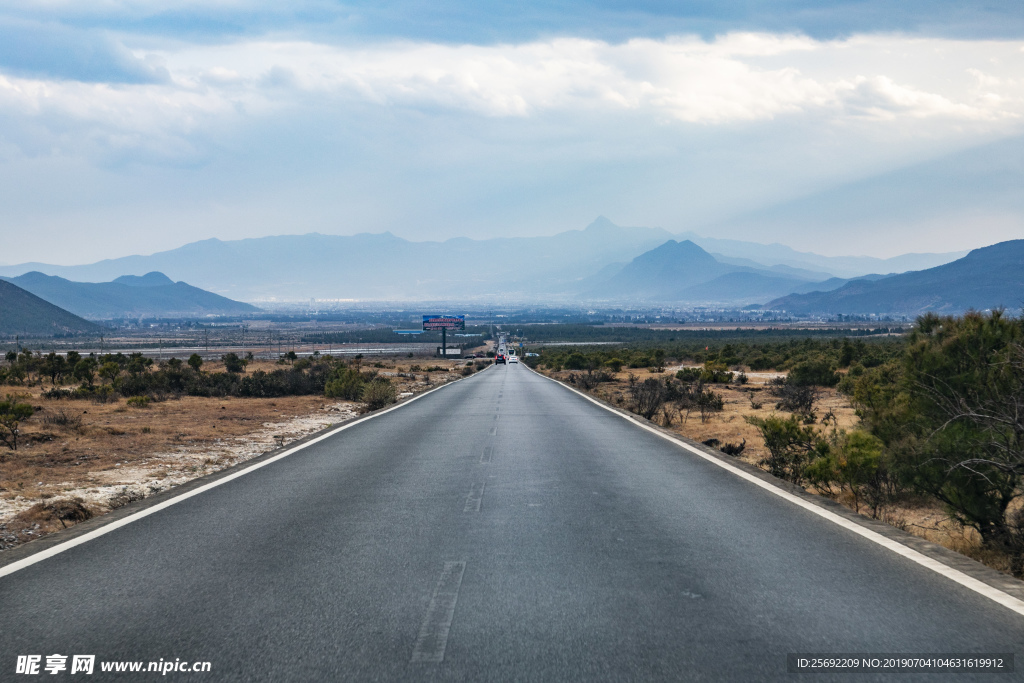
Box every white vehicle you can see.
[508,354,519,363]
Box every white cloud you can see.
[1,30,1023,264]
[0,32,1018,162]
[159,33,1024,125]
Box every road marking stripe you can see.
[411,561,466,663]
[489,426,497,436]
[464,483,486,512]
[480,446,493,464]
[531,367,1024,618]
[0,375,475,580]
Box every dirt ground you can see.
[0,357,473,551]
[542,365,1009,575]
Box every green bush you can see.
[0,396,34,451]
[126,396,150,408]
[362,378,397,410]
[746,414,828,485]
[805,430,883,512]
[222,352,248,374]
[324,366,366,400]
[788,358,840,386]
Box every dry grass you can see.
[0,357,469,551]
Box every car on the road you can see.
[495,354,506,364]
[508,354,519,363]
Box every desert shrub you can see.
[720,439,746,456]
[676,368,701,382]
[563,352,590,370]
[0,396,34,452]
[461,365,475,376]
[701,361,733,384]
[222,352,248,374]
[768,377,819,417]
[325,366,367,400]
[127,396,150,408]
[747,414,828,484]
[629,377,665,420]
[41,387,75,400]
[696,387,725,423]
[568,368,614,390]
[90,385,119,403]
[805,430,884,513]
[43,497,93,528]
[788,358,840,387]
[362,378,397,410]
[108,487,145,509]
[43,409,83,431]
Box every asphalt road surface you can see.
[2,364,1023,681]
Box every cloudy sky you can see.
[1,1,1023,265]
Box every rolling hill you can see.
[0,272,260,320]
[766,240,1024,316]
[0,280,102,336]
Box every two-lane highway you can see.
[2,363,1022,680]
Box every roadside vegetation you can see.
[529,313,1024,579]
[0,351,473,552]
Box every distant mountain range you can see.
[766,240,1024,316]
[0,218,964,303]
[583,240,879,305]
[0,280,101,336]
[681,233,965,280]
[0,272,259,320]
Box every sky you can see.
[0,1,1023,265]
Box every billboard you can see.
[422,315,466,331]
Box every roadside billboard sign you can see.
[422,315,466,331]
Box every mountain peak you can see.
[584,216,620,232]
[637,239,718,267]
[113,272,175,287]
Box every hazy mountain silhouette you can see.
[0,217,974,305]
[0,280,102,336]
[1,272,259,319]
[583,239,859,304]
[0,218,676,301]
[766,240,1024,315]
[682,233,964,279]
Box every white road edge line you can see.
[0,372,479,580]
[529,366,1024,618]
